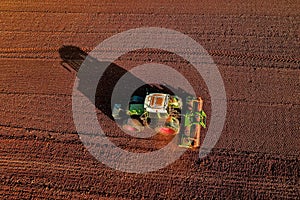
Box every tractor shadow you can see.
[59,45,192,121]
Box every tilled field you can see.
[0,0,299,199]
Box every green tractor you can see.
[112,92,207,148]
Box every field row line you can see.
[0,155,297,184]
[1,91,299,107]
[0,54,299,71]
[1,29,297,39]
[0,47,298,61]
[1,8,299,18]
[1,154,299,197]
[1,123,299,161]
[0,47,300,62]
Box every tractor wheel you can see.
[155,117,180,135]
[122,118,144,133]
[156,127,177,135]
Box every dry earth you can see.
[0,0,299,199]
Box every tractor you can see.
[112,90,207,148]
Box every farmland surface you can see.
[0,0,299,199]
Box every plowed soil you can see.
[0,1,299,199]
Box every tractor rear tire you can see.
[122,118,144,133]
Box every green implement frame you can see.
[179,97,207,148]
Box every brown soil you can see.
[0,0,299,199]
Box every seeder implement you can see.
[178,97,207,148]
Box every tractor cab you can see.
[144,93,170,118]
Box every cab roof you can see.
[144,93,169,114]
